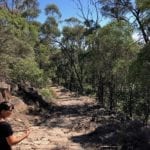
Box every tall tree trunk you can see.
[143,87,150,125]
[96,74,104,106]
[136,17,149,43]
[128,86,133,118]
[69,72,74,91]
[108,80,114,111]
[62,46,84,94]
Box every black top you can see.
[0,121,13,150]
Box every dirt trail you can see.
[10,86,96,150]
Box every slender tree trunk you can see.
[72,63,84,94]
[62,46,84,94]
[128,86,133,118]
[131,10,149,43]
[144,87,150,125]
[96,74,104,106]
[108,80,115,111]
[69,72,74,91]
[136,17,149,43]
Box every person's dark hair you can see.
[0,101,14,112]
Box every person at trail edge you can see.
[0,101,30,150]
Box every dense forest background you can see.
[0,0,149,124]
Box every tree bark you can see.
[96,74,104,106]
[108,80,115,111]
[128,86,133,118]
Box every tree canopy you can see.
[0,0,149,124]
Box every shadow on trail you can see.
[70,121,150,150]
[28,104,98,128]
[71,123,121,148]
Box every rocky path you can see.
[10,86,96,150]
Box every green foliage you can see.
[129,43,150,86]
[45,4,61,18]
[11,58,44,87]
[0,1,149,124]
[137,0,150,10]
[0,30,34,80]
[65,17,81,24]
[39,87,56,102]
[0,9,39,45]
[84,20,140,109]
[99,0,150,43]
[41,16,60,39]
[128,43,150,122]
[35,44,50,66]
[88,21,137,78]
[0,8,43,86]
[40,4,61,44]
[62,25,85,41]
[17,0,40,20]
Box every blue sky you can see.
[37,0,80,23]
[37,0,139,41]
[37,0,110,26]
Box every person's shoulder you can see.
[0,121,12,131]
[0,121,11,127]
[0,121,13,136]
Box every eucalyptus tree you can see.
[0,8,43,87]
[98,0,150,43]
[73,0,101,35]
[0,0,40,20]
[42,3,61,41]
[129,43,150,123]
[16,0,40,20]
[40,4,61,44]
[87,21,138,110]
[0,0,22,12]
[59,18,86,93]
[34,4,61,83]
